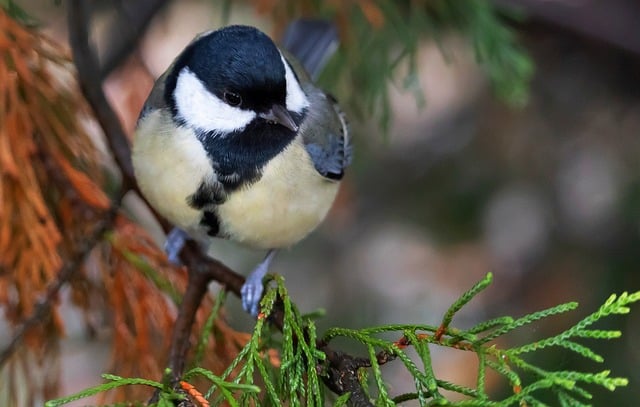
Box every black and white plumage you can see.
[132,24,351,316]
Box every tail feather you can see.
[281,19,338,80]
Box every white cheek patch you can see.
[280,54,309,113]
[174,68,256,135]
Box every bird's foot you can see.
[241,250,277,317]
[164,228,188,264]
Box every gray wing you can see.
[280,19,351,180]
[300,88,352,180]
[137,70,170,122]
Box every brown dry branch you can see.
[89,216,248,403]
[98,0,171,80]
[0,205,118,403]
[0,8,107,324]
[0,9,113,403]
[0,6,248,404]
[67,1,137,193]
[97,217,182,401]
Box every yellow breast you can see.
[217,137,340,249]
[133,111,340,250]
[132,110,211,230]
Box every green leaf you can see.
[1,0,39,26]
[334,392,352,406]
[47,269,637,407]
[45,375,165,407]
[193,289,227,366]
[478,301,579,344]
[439,273,493,336]
[512,339,604,362]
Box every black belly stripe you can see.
[200,210,220,237]
[188,180,226,209]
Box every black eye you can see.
[223,91,242,107]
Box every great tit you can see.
[132,23,351,316]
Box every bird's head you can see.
[165,25,308,137]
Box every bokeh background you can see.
[2,0,639,405]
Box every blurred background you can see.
[2,0,639,405]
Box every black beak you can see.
[260,104,298,132]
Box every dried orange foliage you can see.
[85,216,248,403]
[83,216,183,402]
[0,9,249,404]
[0,9,109,405]
[0,9,108,326]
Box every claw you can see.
[164,228,188,264]
[241,250,277,317]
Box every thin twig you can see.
[167,240,244,382]
[320,346,376,407]
[0,206,119,367]
[67,0,137,192]
[99,0,170,79]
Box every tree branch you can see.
[321,346,376,407]
[0,205,119,367]
[99,0,170,79]
[166,240,244,382]
[68,0,137,192]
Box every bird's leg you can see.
[241,249,277,316]
[164,227,188,264]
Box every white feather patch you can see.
[280,55,309,113]
[174,68,256,135]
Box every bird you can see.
[132,22,351,316]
